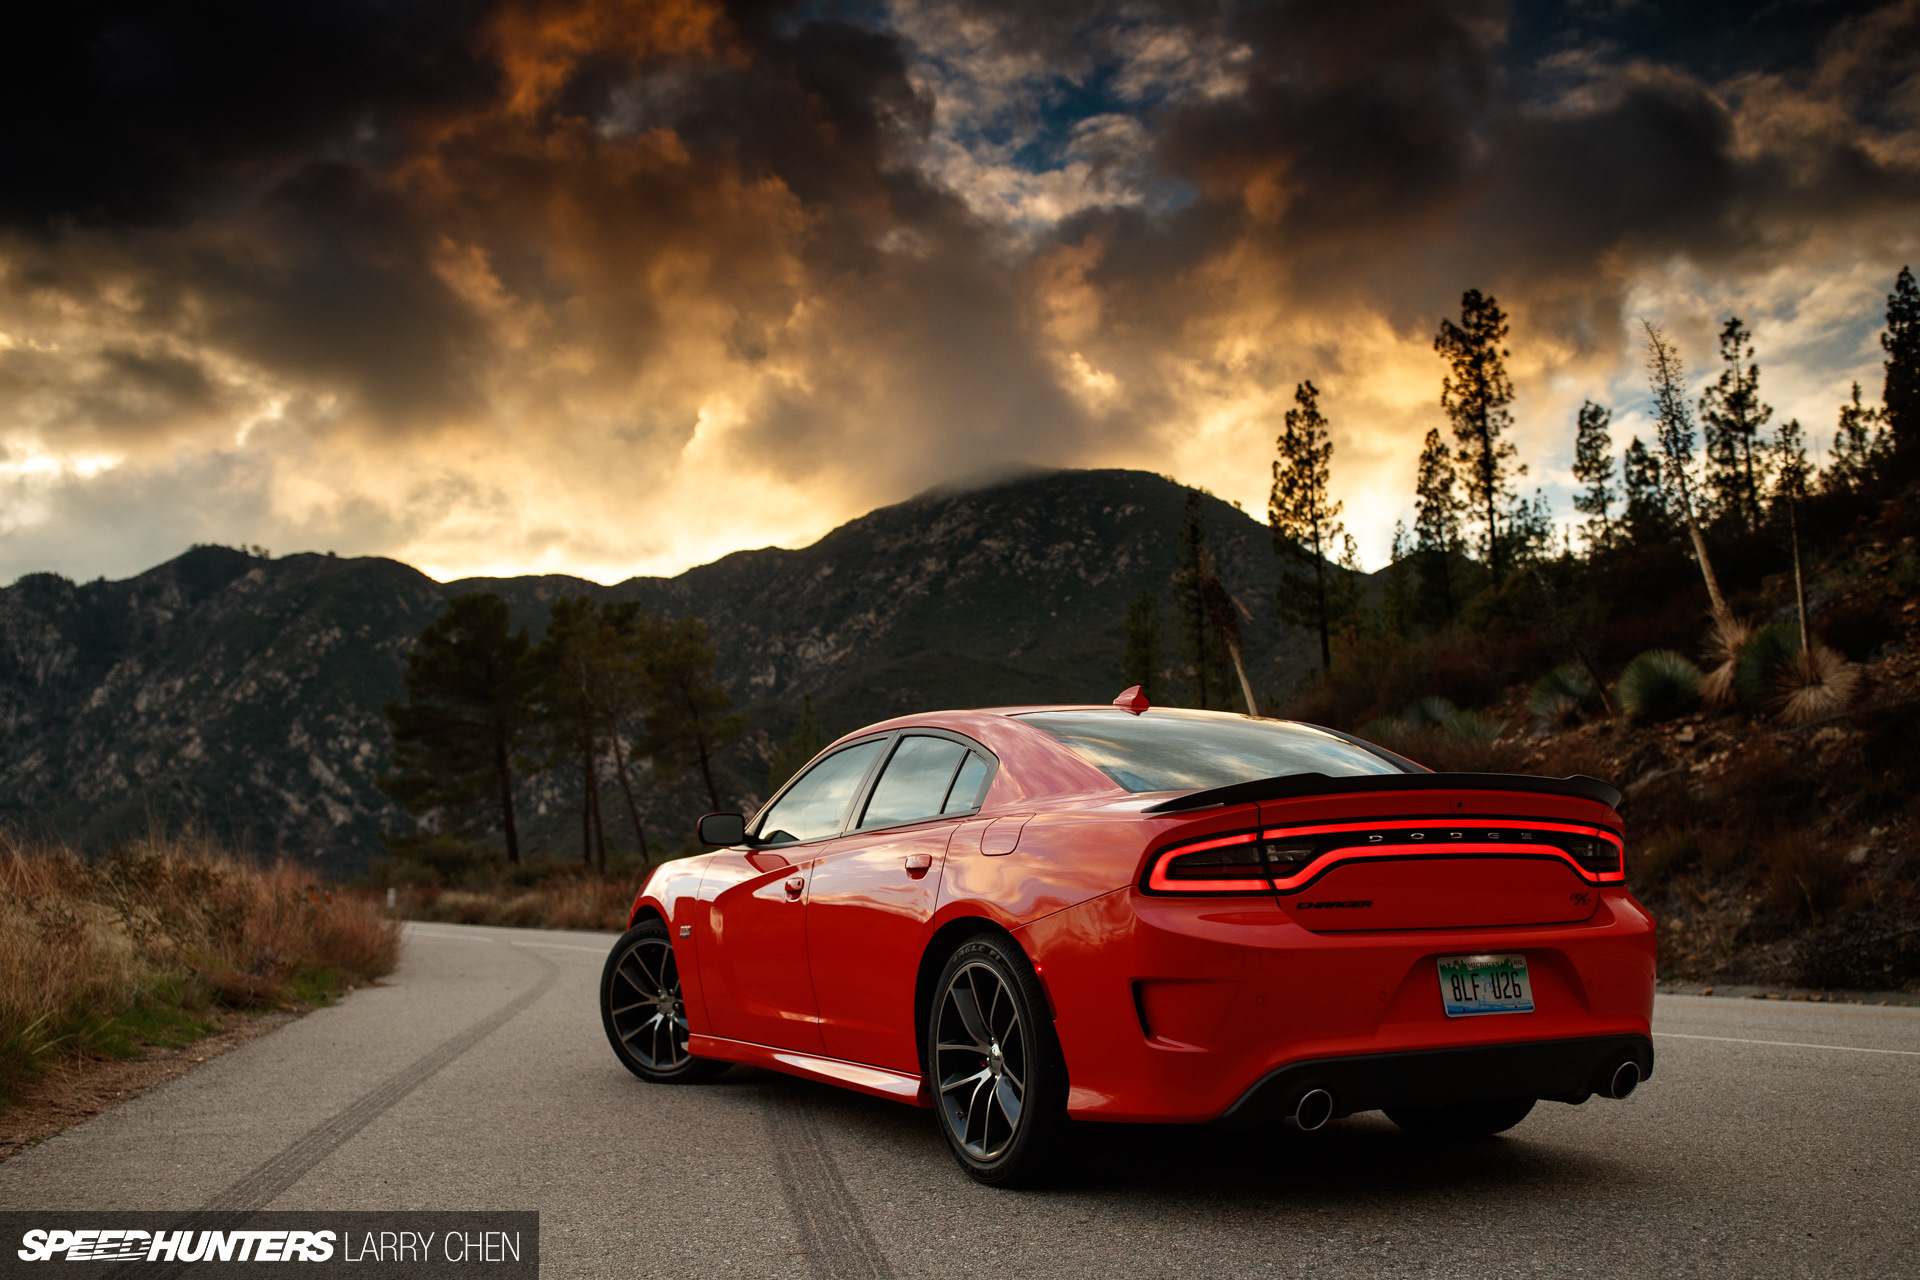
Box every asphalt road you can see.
[4,921,1916,1279]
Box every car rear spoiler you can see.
[1139,771,1623,815]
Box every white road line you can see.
[1654,1031,1920,1058]
[405,929,496,943]
[510,942,607,954]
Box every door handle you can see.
[784,875,806,899]
[904,852,933,876]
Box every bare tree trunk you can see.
[1530,566,1618,719]
[591,766,607,876]
[1685,519,1733,625]
[495,734,520,865]
[1312,554,1330,670]
[609,725,650,867]
[1226,639,1258,717]
[696,732,721,811]
[1788,500,1811,654]
[580,747,592,867]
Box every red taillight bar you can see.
[1143,819,1626,895]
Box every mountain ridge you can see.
[0,468,1332,875]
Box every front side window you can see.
[861,736,971,829]
[1017,708,1408,793]
[758,739,887,844]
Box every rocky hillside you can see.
[0,468,1325,876]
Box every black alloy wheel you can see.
[1385,1097,1536,1138]
[928,934,1068,1186]
[600,919,728,1083]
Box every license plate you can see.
[1437,954,1534,1017]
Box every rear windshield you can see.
[1018,708,1410,793]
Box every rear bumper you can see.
[1018,885,1657,1123]
[1220,1033,1654,1123]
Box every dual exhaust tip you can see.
[1288,1059,1640,1128]
[1289,1088,1334,1131]
[1607,1059,1641,1100]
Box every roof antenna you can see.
[1113,685,1150,715]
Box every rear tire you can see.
[1385,1097,1535,1138]
[601,919,729,1084]
[926,934,1069,1187]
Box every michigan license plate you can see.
[1438,954,1534,1017]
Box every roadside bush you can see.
[0,834,399,1102]
[393,874,639,932]
[1617,650,1702,722]
[1528,665,1601,729]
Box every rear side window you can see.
[944,752,992,813]
[860,736,994,829]
[1018,708,1408,793]
[758,739,887,844]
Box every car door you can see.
[806,733,997,1072]
[697,736,889,1053]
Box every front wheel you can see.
[927,934,1069,1187]
[1385,1097,1535,1138]
[601,920,729,1083]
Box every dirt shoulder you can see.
[0,994,363,1163]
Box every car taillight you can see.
[1147,833,1270,893]
[1563,836,1621,877]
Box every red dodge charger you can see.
[601,695,1655,1185]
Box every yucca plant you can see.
[1617,649,1703,722]
[1403,695,1459,731]
[1445,709,1508,742]
[1734,622,1802,708]
[1774,645,1863,726]
[1528,665,1601,729]
[1700,615,1753,708]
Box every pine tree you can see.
[1774,417,1814,653]
[1824,382,1886,494]
[768,696,826,793]
[1883,265,1919,473]
[1698,316,1773,530]
[380,593,539,865]
[1413,427,1464,624]
[1380,521,1416,639]
[1121,591,1163,702]
[1175,492,1232,708]
[537,596,613,870]
[1503,489,1556,567]
[1621,437,1669,545]
[1570,400,1617,551]
[1269,380,1346,670]
[1434,290,1523,579]
[1644,321,1732,626]
[644,616,746,812]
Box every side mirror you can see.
[697,812,748,847]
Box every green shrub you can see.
[1734,622,1802,708]
[1528,665,1600,728]
[1617,650,1702,722]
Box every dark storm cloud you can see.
[0,1,499,225]
[0,0,1916,583]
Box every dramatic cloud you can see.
[0,0,1916,581]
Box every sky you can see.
[1,0,1917,584]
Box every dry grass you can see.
[0,832,400,1101]
[1775,645,1863,725]
[395,876,639,932]
[1701,615,1754,708]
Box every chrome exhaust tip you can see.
[1291,1088,1334,1131]
[1607,1060,1641,1100]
